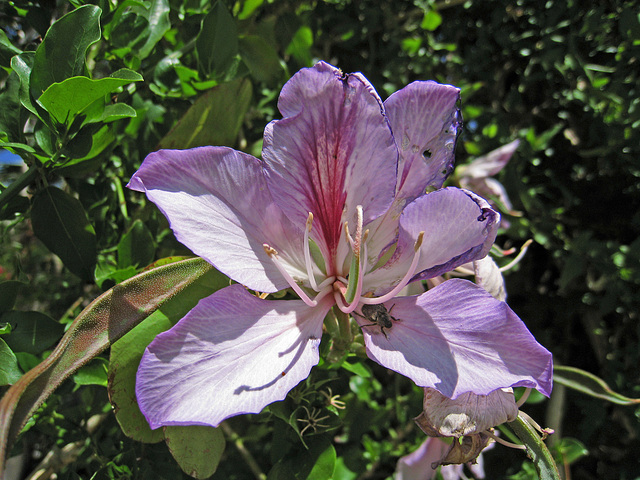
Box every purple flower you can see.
[128,62,552,429]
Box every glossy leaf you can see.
[108,266,228,443]
[117,219,156,269]
[138,0,171,59]
[164,425,225,478]
[0,29,21,68]
[0,257,214,474]
[0,73,23,143]
[554,365,640,405]
[37,69,143,125]
[158,78,252,149]
[30,5,102,99]
[1,311,64,355]
[196,1,238,79]
[0,339,21,386]
[10,53,38,116]
[31,187,97,281]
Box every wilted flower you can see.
[128,62,552,429]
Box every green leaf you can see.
[108,266,228,443]
[164,425,225,478]
[0,72,24,143]
[0,339,21,386]
[239,35,283,85]
[73,357,108,387]
[421,10,443,31]
[0,257,215,473]
[37,70,143,125]
[138,0,171,59]
[159,77,252,149]
[0,29,21,69]
[117,220,155,269]
[10,53,38,116]
[0,281,22,315]
[1,311,64,355]
[30,5,102,99]
[554,365,640,405]
[31,186,97,281]
[551,437,588,465]
[196,1,238,79]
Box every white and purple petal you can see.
[136,285,332,429]
[128,147,307,292]
[384,81,461,199]
[262,61,397,263]
[358,279,553,398]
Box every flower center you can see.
[263,205,424,312]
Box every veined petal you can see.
[128,147,307,292]
[457,140,520,179]
[262,61,397,264]
[384,81,461,199]
[136,285,332,429]
[359,279,553,398]
[363,188,499,294]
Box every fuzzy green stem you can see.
[507,413,561,480]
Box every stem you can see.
[220,422,266,480]
[508,413,561,480]
[0,164,38,209]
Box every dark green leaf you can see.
[73,357,108,387]
[36,70,143,125]
[0,281,22,315]
[10,53,38,116]
[138,0,171,58]
[0,339,21,386]
[164,425,225,479]
[267,437,336,480]
[0,73,24,143]
[196,1,238,79]
[1,310,64,355]
[0,30,21,69]
[239,35,283,85]
[118,220,155,269]
[30,5,102,99]
[159,78,252,149]
[31,186,97,281]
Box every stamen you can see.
[360,231,424,305]
[485,430,526,450]
[263,243,318,307]
[499,239,533,272]
[516,387,531,407]
[303,212,320,291]
[344,221,355,248]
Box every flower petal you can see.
[128,147,307,292]
[262,61,397,262]
[136,285,332,428]
[457,140,520,179]
[396,437,454,480]
[358,279,553,398]
[363,188,499,294]
[384,81,461,199]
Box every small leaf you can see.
[159,78,252,149]
[31,186,97,281]
[421,10,443,31]
[117,220,155,269]
[0,29,21,69]
[30,5,102,99]
[10,53,38,116]
[138,0,171,58]
[196,1,238,79]
[0,339,22,386]
[1,311,64,355]
[554,365,640,405]
[0,281,22,315]
[73,357,108,387]
[164,425,225,479]
[37,70,143,125]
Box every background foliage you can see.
[1,0,638,479]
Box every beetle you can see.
[354,303,398,339]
